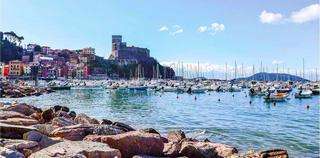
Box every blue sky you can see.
[1,0,319,74]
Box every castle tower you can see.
[111,35,122,58]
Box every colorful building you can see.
[9,60,24,76]
[79,47,95,63]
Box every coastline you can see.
[0,101,288,158]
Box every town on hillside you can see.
[0,31,175,80]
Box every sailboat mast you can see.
[225,62,228,81]
[234,60,237,79]
[316,68,318,81]
[302,58,305,78]
[197,61,200,78]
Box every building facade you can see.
[9,60,24,76]
[109,35,150,64]
[79,47,95,63]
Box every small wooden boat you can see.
[264,92,288,102]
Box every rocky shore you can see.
[0,81,54,98]
[0,102,288,158]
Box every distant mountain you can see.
[232,72,309,82]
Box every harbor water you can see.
[1,88,319,157]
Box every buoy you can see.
[194,96,197,100]
[232,94,234,97]
[249,101,252,104]
[218,99,220,101]
[306,105,310,109]
[176,95,179,99]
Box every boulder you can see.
[50,124,94,141]
[4,103,39,116]
[112,121,135,132]
[0,110,28,119]
[55,111,72,119]
[92,125,125,135]
[28,140,121,158]
[179,141,238,158]
[29,112,42,121]
[61,106,69,113]
[74,113,100,125]
[23,131,60,148]
[41,108,54,123]
[31,124,55,136]
[167,130,186,143]
[0,146,25,158]
[84,131,164,158]
[100,119,113,125]
[140,128,160,135]
[132,155,172,158]
[0,138,39,157]
[51,117,76,127]
[259,149,288,158]
[163,142,181,157]
[53,105,62,112]
[0,118,39,126]
[0,123,38,139]
[69,111,77,118]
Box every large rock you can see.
[100,119,113,125]
[112,121,135,132]
[53,105,69,113]
[0,110,28,119]
[92,124,125,135]
[32,124,55,136]
[179,141,238,158]
[0,146,25,158]
[0,118,39,126]
[4,103,40,116]
[50,124,94,141]
[74,113,100,125]
[0,138,39,157]
[51,117,76,127]
[163,142,181,157]
[29,140,121,158]
[167,130,186,143]
[29,112,42,120]
[55,110,72,119]
[0,123,38,139]
[140,128,160,135]
[23,131,60,148]
[259,149,288,158]
[84,131,164,158]
[41,108,54,123]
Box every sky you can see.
[1,0,319,78]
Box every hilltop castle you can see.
[108,35,151,64]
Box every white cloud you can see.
[197,26,208,33]
[211,23,225,32]
[272,60,283,65]
[159,25,183,36]
[290,4,320,23]
[260,10,283,24]
[197,22,225,36]
[159,26,169,32]
[170,25,183,36]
